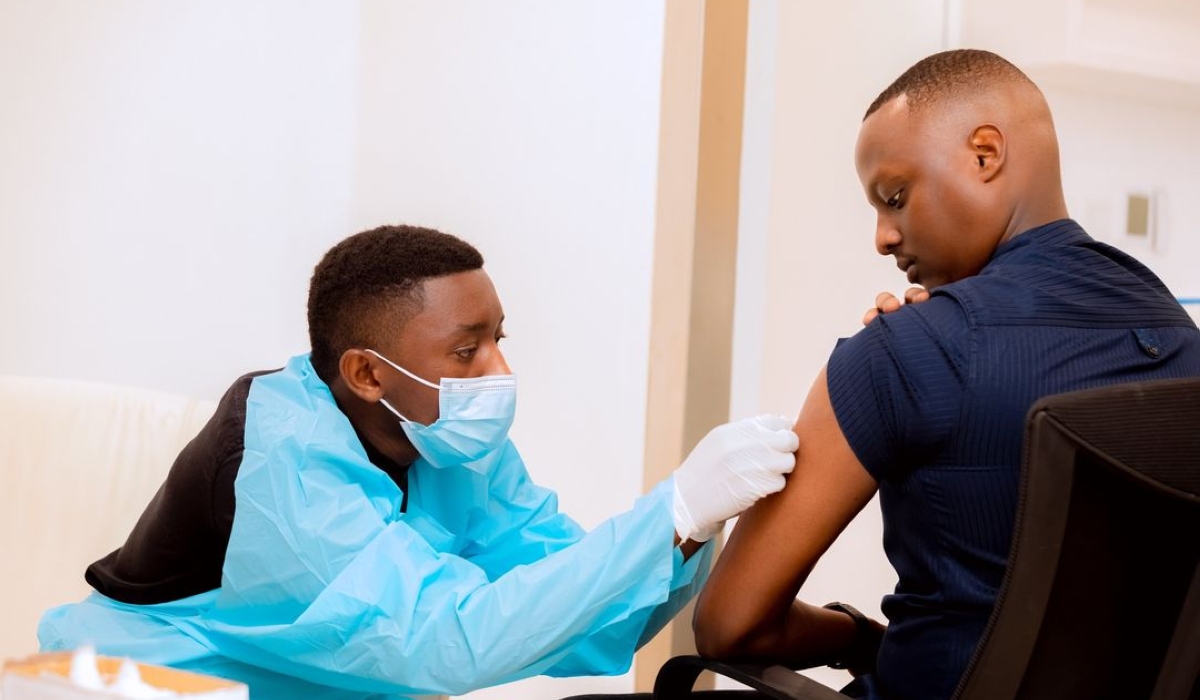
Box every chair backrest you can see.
[954,377,1200,700]
[0,375,217,661]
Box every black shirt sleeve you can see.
[85,371,271,604]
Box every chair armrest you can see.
[652,656,851,700]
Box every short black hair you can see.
[307,224,484,384]
[865,49,1034,120]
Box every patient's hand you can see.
[862,287,929,325]
[845,616,888,677]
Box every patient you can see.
[692,49,1200,700]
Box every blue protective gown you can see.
[40,355,712,699]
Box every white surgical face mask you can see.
[366,349,516,474]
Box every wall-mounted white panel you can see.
[960,0,1200,107]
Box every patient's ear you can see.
[339,350,385,402]
[969,124,1005,182]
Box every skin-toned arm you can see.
[693,367,879,666]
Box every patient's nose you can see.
[875,217,901,255]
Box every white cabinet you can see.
[959,0,1200,106]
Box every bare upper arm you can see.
[694,366,879,655]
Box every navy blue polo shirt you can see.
[827,219,1200,700]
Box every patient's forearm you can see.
[696,598,857,667]
[778,600,859,666]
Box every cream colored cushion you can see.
[0,375,217,660]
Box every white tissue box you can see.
[2,653,248,700]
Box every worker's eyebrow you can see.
[456,315,504,333]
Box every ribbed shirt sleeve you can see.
[826,296,971,481]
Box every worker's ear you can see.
[969,124,1005,183]
[339,349,386,402]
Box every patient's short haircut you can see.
[307,224,484,384]
[865,49,1036,120]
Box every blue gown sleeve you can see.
[454,446,713,677]
[544,542,712,678]
[201,377,709,697]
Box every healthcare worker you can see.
[39,225,800,699]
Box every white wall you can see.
[1047,85,1200,317]
[0,2,667,698]
[0,1,360,400]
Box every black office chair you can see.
[653,377,1200,700]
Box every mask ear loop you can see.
[365,349,441,424]
[377,397,412,423]
[365,349,441,390]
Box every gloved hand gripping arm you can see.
[671,415,800,543]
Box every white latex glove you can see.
[671,414,799,543]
